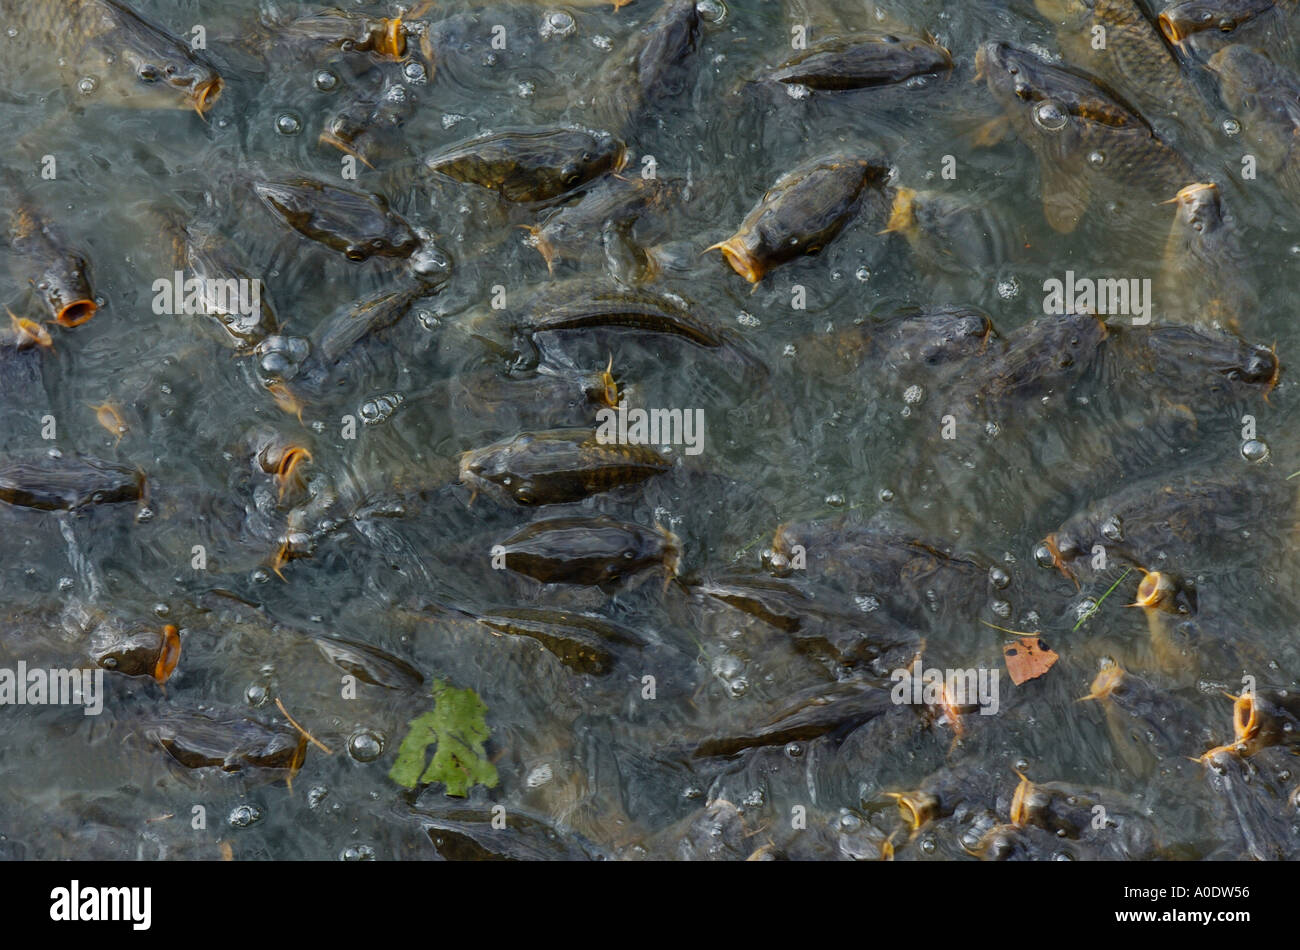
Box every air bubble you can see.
[229,803,263,828]
[275,113,303,135]
[1241,439,1269,462]
[348,729,385,762]
[541,11,576,39]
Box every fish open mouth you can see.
[379,17,405,59]
[706,236,763,283]
[888,790,936,830]
[192,77,222,115]
[318,131,376,169]
[1079,663,1124,701]
[1156,13,1185,45]
[1229,691,1260,743]
[881,187,919,237]
[1131,569,1171,609]
[56,299,97,327]
[153,624,181,684]
[1009,771,1033,826]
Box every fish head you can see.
[114,22,223,114]
[563,131,627,192]
[1206,44,1271,110]
[1143,325,1278,393]
[1168,182,1226,237]
[879,31,953,73]
[88,622,168,679]
[914,307,997,366]
[1159,0,1261,45]
[977,41,1141,132]
[36,253,97,327]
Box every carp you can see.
[976,41,1197,232]
[252,177,420,262]
[8,200,97,328]
[495,516,680,586]
[425,128,626,204]
[0,454,143,510]
[759,30,952,90]
[708,156,888,282]
[0,0,222,114]
[458,428,672,506]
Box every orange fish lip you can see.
[276,446,313,499]
[153,624,181,683]
[887,790,936,831]
[1265,342,1281,400]
[56,299,97,328]
[1232,692,1259,743]
[1131,569,1167,609]
[1156,12,1185,45]
[1009,770,1032,826]
[192,77,223,115]
[706,236,764,283]
[318,131,376,169]
[379,17,405,59]
[1080,663,1124,701]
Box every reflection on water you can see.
[1,0,1300,860]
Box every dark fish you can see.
[969,822,1097,860]
[975,42,1196,232]
[692,574,922,674]
[1208,44,1300,197]
[8,201,97,328]
[0,454,143,510]
[795,305,997,379]
[141,706,307,774]
[1103,322,1278,403]
[1159,182,1258,332]
[448,359,620,432]
[763,514,989,627]
[311,634,423,689]
[949,311,1108,412]
[320,76,417,169]
[693,681,894,758]
[410,800,604,860]
[425,128,626,203]
[313,283,426,365]
[496,516,680,586]
[1042,465,1289,579]
[592,0,703,131]
[1009,772,1164,857]
[1080,662,1216,765]
[275,5,430,62]
[0,0,222,114]
[881,187,1021,284]
[458,428,672,506]
[156,209,277,349]
[509,281,732,350]
[523,176,673,273]
[1158,0,1281,44]
[89,622,180,682]
[708,156,887,282]
[760,31,952,90]
[1035,0,1206,121]
[888,763,1015,830]
[474,607,645,676]
[1200,745,1300,859]
[252,177,420,261]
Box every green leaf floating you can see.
[389,680,499,796]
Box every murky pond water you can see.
[3,0,1300,861]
